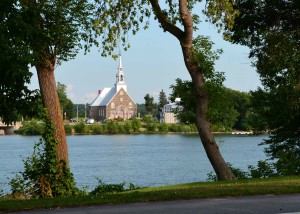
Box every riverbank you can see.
[1,176,299,212]
[13,119,256,136]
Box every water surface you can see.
[0,134,268,192]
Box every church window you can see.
[111,102,115,109]
[129,102,132,108]
[120,98,123,102]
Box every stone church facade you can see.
[90,57,137,121]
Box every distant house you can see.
[90,57,137,121]
[160,98,182,123]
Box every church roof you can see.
[90,56,135,107]
[90,87,115,106]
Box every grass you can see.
[1,176,300,212]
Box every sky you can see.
[28,17,261,104]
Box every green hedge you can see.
[16,119,199,135]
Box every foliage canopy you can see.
[228,0,300,175]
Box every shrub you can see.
[10,112,78,198]
[248,160,277,178]
[146,122,157,133]
[131,118,141,133]
[90,179,140,196]
[168,124,180,132]
[73,122,87,134]
[189,124,198,132]
[117,123,125,134]
[275,150,300,176]
[90,124,104,134]
[124,121,132,134]
[158,123,168,133]
[64,124,72,134]
[15,120,45,135]
[180,125,192,133]
[105,121,118,134]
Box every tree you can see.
[225,89,252,131]
[2,0,95,164]
[227,1,300,175]
[144,94,155,115]
[0,0,41,124]
[170,79,240,131]
[94,0,240,179]
[57,82,74,120]
[158,90,168,110]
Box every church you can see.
[90,57,137,122]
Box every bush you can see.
[90,124,104,134]
[105,121,118,134]
[15,120,45,135]
[117,123,125,134]
[90,179,140,196]
[131,118,141,133]
[10,112,78,198]
[168,124,180,132]
[158,123,168,133]
[189,124,198,132]
[64,124,72,134]
[124,121,133,134]
[73,122,87,134]
[180,125,192,133]
[275,150,300,176]
[146,122,157,133]
[248,160,277,178]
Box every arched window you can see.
[111,102,115,109]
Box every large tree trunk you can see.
[181,47,235,180]
[150,0,235,180]
[36,59,69,165]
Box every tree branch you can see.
[149,0,184,40]
[179,0,193,48]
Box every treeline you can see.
[15,117,199,135]
[169,79,255,132]
[58,80,255,132]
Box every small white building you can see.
[160,98,182,123]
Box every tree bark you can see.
[36,58,69,165]
[181,47,235,180]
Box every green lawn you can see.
[1,176,300,212]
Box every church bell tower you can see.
[115,56,127,92]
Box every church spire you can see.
[116,56,125,83]
[115,55,127,92]
[118,55,123,69]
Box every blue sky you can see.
[28,18,260,104]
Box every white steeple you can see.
[115,56,127,92]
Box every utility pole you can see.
[84,97,87,120]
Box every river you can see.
[0,134,268,193]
